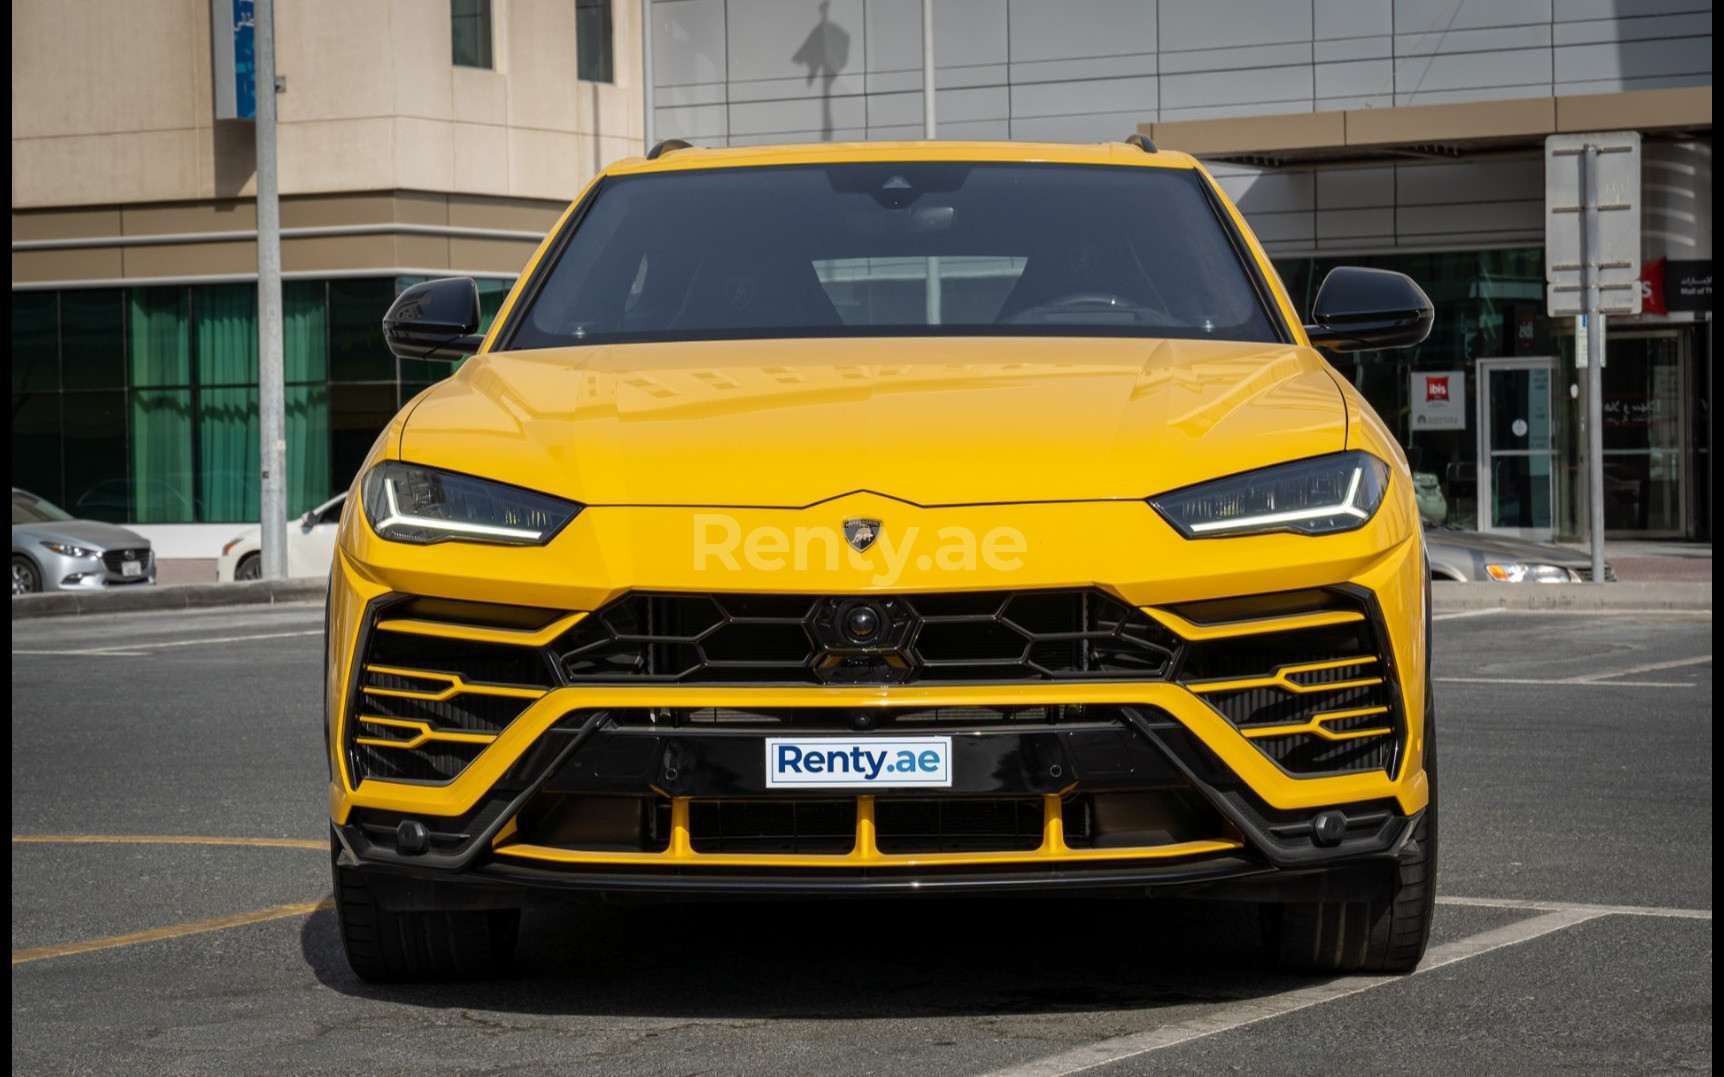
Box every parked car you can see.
[217,493,346,581]
[327,140,1442,982]
[11,487,155,594]
[1425,525,1615,582]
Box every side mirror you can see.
[382,278,485,360]
[300,510,318,528]
[1303,267,1434,352]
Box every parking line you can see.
[13,834,324,851]
[1574,655,1712,681]
[1431,609,1508,622]
[11,898,333,966]
[978,908,1602,1077]
[1438,895,1712,921]
[1435,677,1697,688]
[12,628,321,657]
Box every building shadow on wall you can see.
[792,1,850,140]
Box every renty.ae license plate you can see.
[765,737,952,789]
[120,561,143,577]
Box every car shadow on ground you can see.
[300,895,1310,1018]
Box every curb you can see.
[14,578,1707,618]
[1431,581,1710,612]
[11,578,327,620]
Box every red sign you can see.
[1639,257,1666,315]
[1424,375,1450,402]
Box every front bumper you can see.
[326,495,1429,897]
[33,548,155,591]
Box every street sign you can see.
[1545,131,1641,316]
[212,0,257,121]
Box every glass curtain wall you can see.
[8,277,512,525]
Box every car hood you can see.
[400,337,1348,506]
[13,519,150,549]
[1425,528,1588,567]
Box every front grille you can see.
[100,548,149,572]
[874,797,1049,853]
[551,589,1179,685]
[1171,590,1400,776]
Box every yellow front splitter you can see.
[493,793,1244,870]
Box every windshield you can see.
[12,490,75,525]
[505,163,1281,348]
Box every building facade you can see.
[12,0,642,554]
[12,1,1714,552]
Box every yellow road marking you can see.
[12,898,333,966]
[12,834,324,850]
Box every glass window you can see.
[127,389,195,523]
[577,0,613,82]
[64,392,132,524]
[287,384,333,515]
[329,278,396,382]
[451,0,493,68]
[61,289,126,390]
[13,292,59,393]
[286,280,329,382]
[11,394,63,508]
[129,287,191,387]
[194,284,259,386]
[508,164,1281,349]
[330,384,399,496]
[197,386,260,522]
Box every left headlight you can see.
[1149,451,1391,538]
[361,461,582,546]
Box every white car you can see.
[217,493,346,582]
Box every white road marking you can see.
[978,908,1603,1077]
[1435,677,1696,688]
[1438,896,1712,921]
[1431,608,1508,621]
[12,629,321,658]
[1573,654,1712,681]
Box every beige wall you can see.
[10,0,644,209]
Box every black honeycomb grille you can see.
[551,589,1179,685]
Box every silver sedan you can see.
[11,488,156,595]
[1425,526,1615,583]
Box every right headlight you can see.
[1485,562,1574,583]
[1149,451,1391,538]
[361,461,581,546]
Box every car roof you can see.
[606,140,1202,178]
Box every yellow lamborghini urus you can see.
[327,139,1438,981]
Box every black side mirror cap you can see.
[382,278,485,360]
[1303,266,1434,352]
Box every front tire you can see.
[1262,801,1436,973]
[12,556,42,595]
[332,841,519,982]
[235,553,262,581]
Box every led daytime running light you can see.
[1186,465,1369,534]
[375,475,546,542]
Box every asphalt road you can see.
[11,604,1713,1076]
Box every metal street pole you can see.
[922,0,936,139]
[1581,144,1607,583]
[255,0,287,580]
[922,0,941,324]
[642,0,655,147]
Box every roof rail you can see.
[645,138,695,161]
[1124,133,1158,154]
